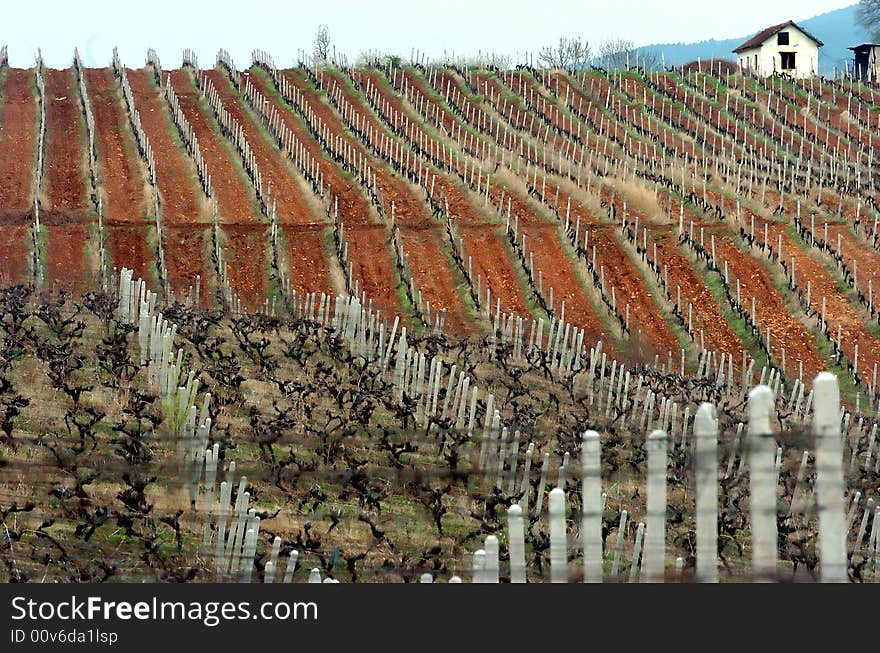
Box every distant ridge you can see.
[636,4,871,75]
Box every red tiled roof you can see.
[733,20,824,53]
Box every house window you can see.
[781,52,796,70]
[777,32,789,45]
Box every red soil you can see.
[399,70,457,135]
[45,224,92,294]
[277,70,402,314]
[767,223,880,381]
[167,69,267,304]
[166,70,257,221]
[203,70,317,226]
[713,231,825,380]
[0,68,37,283]
[284,69,472,326]
[43,69,92,294]
[588,227,678,353]
[344,224,400,316]
[222,223,267,310]
[125,69,202,224]
[106,225,151,284]
[520,223,615,354]
[246,70,372,225]
[0,69,37,220]
[280,224,332,297]
[204,70,336,300]
[85,68,149,224]
[400,227,471,335]
[466,71,755,362]
[652,230,745,360]
[0,226,28,285]
[459,223,530,316]
[244,71,364,299]
[127,68,208,295]
[341,70,547,324]
[43,69,88,218]
[401,71,618,340]
[824,223,880,295]
[162,225,210,299]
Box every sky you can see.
[0,0,859,69]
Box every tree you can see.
[314,24,331,62]
[857,0,880,41]
[538,37,591,70]
[597,38,661,72]
[597,38,637,70]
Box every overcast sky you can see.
[2,0,859,68]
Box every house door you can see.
[781,52,796,71]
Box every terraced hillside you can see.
[5,52,880,401]
[1,48,879,583]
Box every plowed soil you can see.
[766,222,880,381]
[45,224,91,293]
[588,227,679,353]
[713,231,824,380]
[653,229,745,359]
[203,69,335,300]
[0,68,37,219]
[106,225,151,284]
[43,68,88,218]
[326,121,472,329]
[220,224,266,309]
[125,69,202,224]
[167,69,266,305]
[126,68,207,295]
[202,70,318,226]
[43,69,92,293]
[281,224,332,297]
[166,70,257,221]
[0,70,36,286]
[0,226,28,284]
[85,68,148,223]
[162,226,210,300]
[521,223,615,353]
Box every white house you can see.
[734,21,822,78]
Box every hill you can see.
[636,4,872,74]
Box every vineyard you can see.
[0,45,879,582]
